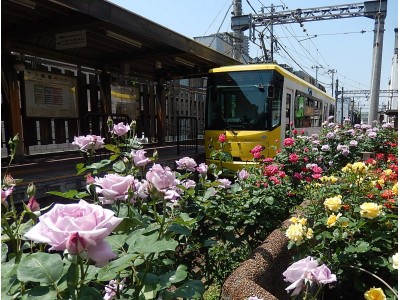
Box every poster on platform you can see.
[24,69,78,118]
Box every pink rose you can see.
[310,264,337,285]
[282,256,319,296]
[131,149,151,167]
[218,133,227,143]
[176,157,197,172]
[95,174,136,204]
[24,200,122,266]
[250,145,264,154]
[72,135,104,151]
[146,164,177,191]
[112,122,130,137]
[289,153,299,163]
[283,138,295,147]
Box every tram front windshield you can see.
[206,70,274,130]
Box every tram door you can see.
[285,89,294,136]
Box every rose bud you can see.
[26,182,37,198]
[27,196,40,212]
[66,232,86,255]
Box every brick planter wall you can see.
[221,217,298,300]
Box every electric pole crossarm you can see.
[338,89,398,95]
[232,1,386,30]
[251,3,367,26]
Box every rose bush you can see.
[281,122,398,299]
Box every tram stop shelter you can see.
[1,0,241,162]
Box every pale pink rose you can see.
[283,256,319,296]
[310,264,337,285]
[95,174,136,203]
[217,178,231,188]
[24,200,122,266]
[164,188,181,202]
[181,179,196,189]
[131,149,151,167]
[72,135,104,151]
[146,164,177,191]
[238,169,249,180]
[196,163,208,175]
[104,279,126,300]
[1,187,13,203]
[133,180,149,200]
[112,122,130,137]
[176,157,197,172]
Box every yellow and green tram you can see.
[204,63,335,172]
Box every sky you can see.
[108,0,398,109]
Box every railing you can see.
[176,116,198,155]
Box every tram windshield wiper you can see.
[221,115,237,136]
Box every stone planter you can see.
[221,217,296,300]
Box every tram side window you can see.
[329,104,335,119]
[294,95,322,128]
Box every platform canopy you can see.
[2,0,241,79]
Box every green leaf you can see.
[161,279,205,300]
[78,286,104,300]
[21,286,57,300]
[1,243,8,263]
[129,232,178,254]
[113,160,126,173]
[97,254,136,281]
[104,144,121,153]
[17,252,63,284]
[46,190,85,199]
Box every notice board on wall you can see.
[24,69,78,118]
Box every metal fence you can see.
[176,116,198,155]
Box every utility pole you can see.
[270,4,275,62]
[341,86,344,124]
[367,3,387,124]
[311,65,321,86]
[328,69,337,97]
[335,79,339,122]
[232,0,243,61]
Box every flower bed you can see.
[222,120,398,300]
[1,119,397,299]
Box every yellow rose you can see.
[352,162,368,173]
[306,228,314,239]
[360,202,382,219]
[320,176,330,183]
[299,218,307,226]
[285,223,304,244]
[326,213,341,227]
[384,169,393,176]
[364,287,386,300]
[324,195,342,212]
[289,217,298,224]
[329,176,338,183]
[342,164,352,172]
[392,182,398,196]
[392,253,398,269]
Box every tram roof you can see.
[2,0,241,80]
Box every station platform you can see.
[2,145,205,204]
